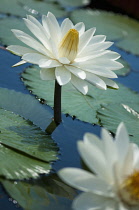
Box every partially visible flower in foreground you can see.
[7,12,123,94]
[59,123,139,210]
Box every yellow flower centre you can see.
[59,29,79,62]
[120,171,139,206]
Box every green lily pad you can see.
[97,103,139,143]
[0,0,66,18]
[116,58,130,76]
[0,88,53,131]
[0,108,57,162]
[2,174,76,209]
[0,144,51,180]
[0,18,30,46]
[22,66,139,124]
[0,107,58,179]
[70,9,139,55]
[59,0,90,7]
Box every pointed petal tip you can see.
[117,122,126,131]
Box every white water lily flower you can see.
[59,123,139,210]
[7,12,123,94]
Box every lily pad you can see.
[0,144,51,180]
[58,0,90,7]
[116,58,130,76]
[22,66,139,124]
[0,107,58,179]
[97,103,139,143]
[0,18,30,46]
[0,0,66,18]
[0,88,53,131]
[0,108,57,162]
[70,9,139,55]
[2,174,76,209]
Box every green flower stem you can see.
[54,80,62,125]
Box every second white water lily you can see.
[59,123,139,210]
[7,12,123,94]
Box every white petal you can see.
[78,28,96,53]
[89,59,123,70]
[73,192,115,210]
[115,122,130,161]
[7,45,36,56]
[84,133,103,151]
[71,74,88,95]
[27,15,44,32]
[23,18,51,52]
[74,22,85,36]
[83,67,118,78]
[78,141,109,180]
[78,42,113,57]
[76,50,109,61]
[98,51,121,60]
[88,35,106,45]
[58,168,112,196]
[49,37,59,58]
[90,42,113,51]
[60,18,73,38]
[40,68,55,80]
[100,77,119,89]
[55,66,71,85]
[101,129,118,170]
[39,59,61,68]
[132,143,139,168]
[12,60,27,67]
[78,51,121,62]
[11,29,49,56]
[120,144,134,177]
[58,57,70,64]
[47,12,61,43]
[22,53,46,64]
[65,65,86,79]
[42,15,50,36]
[85,72,107,90]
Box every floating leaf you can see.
[0,108,57,162]
[0,108,58,179]
[59,0,90,7]
[0,144,50,180]
[70,9,139,55]
[0,0,29,17]
[0,18,30,46]
[116,58,130,76]
[2,174,76,209]
[0,88,53,131]
[0,0,66,18]
[19,0,67,18]
[22,66,139,124]
[97,103,139,143]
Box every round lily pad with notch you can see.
[0,108,58,180]
[0,0,66,18]
[0,87,53,131]
[70,9,139,55]
[97,103,139,144]
[22,66,139,124]
[2,173,76,209]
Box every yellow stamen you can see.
[59,29,79,62]
[120,170,139,206]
